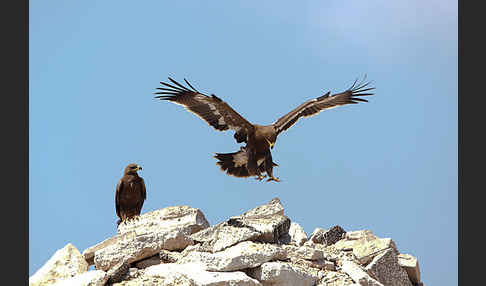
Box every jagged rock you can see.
[134,254,162,269]
[353,238,398,265]
[318,271,355,286]
[226,197,291,243]
[341,259,384,286]
[240,197,285,218]
[51,270,107,286]
[365,249,413,286]
[29,243,89,286]
[106,260,130,283]
[246,261,318,286]
[309,225,346,246]
[345,230,378,241]
[191,222,261,253]
[292,257,335,271]
[117,205,209,235]
[288,222,308,246]
[227,215,290,243]
[398,253,421,284]
[83,231,137,265]
[159,249,182,263]
[94,227,194,271]
[178,241,286,272]
[283,244,324,260]
[145,263,262,286]
[331,230,378,252]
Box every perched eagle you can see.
[155,77,374,182]
[115,163,146,225]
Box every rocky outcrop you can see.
[30,198,425,286]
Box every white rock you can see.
[118,205,209,235]
[240,197,285,218]
[398,253,421,284]
[365,249,412,286]
[82,231,137,265]
[51,270,107,286]
[178,241,286,272]
[227,215,290,243]
[94,227,193,271]
[288,222,308,246]
[29,243,89,286]
[247,261,318,286]
[283,244,324,260]
[191,222,261,253]
[345,230,377,241]
[341,260,384,286]
[145,263,262,286]
[352,238,398,265]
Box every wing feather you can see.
[155,78,254,142]
[115,179,123,218]
[273,76,375,135]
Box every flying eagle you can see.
[115,163,146,225]
[155,77,374,182]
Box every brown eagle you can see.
[155,76,374,182]
[115,163,146,225]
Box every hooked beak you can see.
[136,165,142,171]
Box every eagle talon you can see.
[255,174,267,181]
[266,176,281,182]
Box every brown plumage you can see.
[115,163,146,225]
[155,76,374,182]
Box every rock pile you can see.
[29,198,424,286]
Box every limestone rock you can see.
[51,270,107,286]
[191,222,261,253]
[341,259,384,286]
[159,249,183,263]
[82,231,137,265]
[178,241,286,272]
[283,244,324,260]
[106,260,130,284]
[240,197,284,218]
[94,227,194,271]
[246,261,318,286]
[353,238,398,265]
[145,263,262,286]
[309,225,345,246]
[226,197,291,243]
[398,253,421,284]
[288,222,308,246]
[365,249,413,286]
[227,215,290,243]
[117,205,209,236]
[345,230,377,241]
[29,243,89,286]
[134,254,162,269]
[318,271,355,286]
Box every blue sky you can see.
[29,1,457,284]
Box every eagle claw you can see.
[266,176,281,182]
[255,174,267,181]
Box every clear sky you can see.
[29,1,457,284]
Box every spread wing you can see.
[115,179,123,218]
[155,77,254,143]
[273,76,375,135]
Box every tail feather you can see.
[214,147,278,178]
[214,148,251,178]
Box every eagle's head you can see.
[124,163,142,175]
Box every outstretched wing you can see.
[273,76,375,135]
[155,77,254,143]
